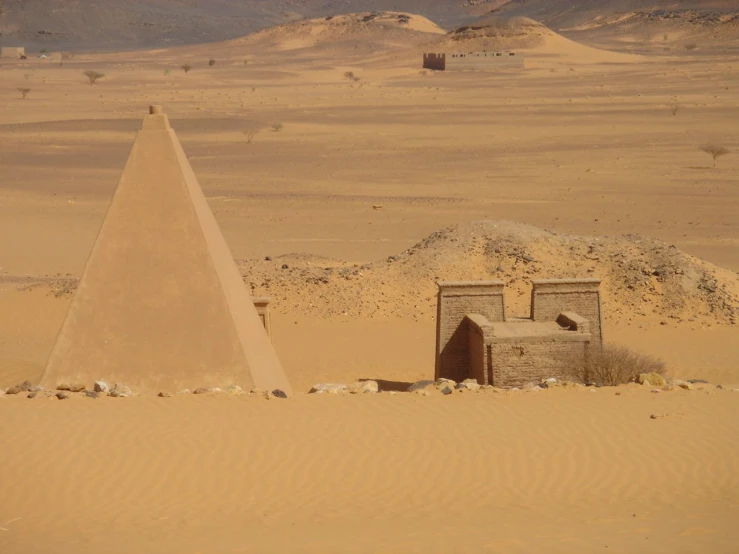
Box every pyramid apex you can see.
[142,105,170,130]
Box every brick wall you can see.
[436,281,505,382]
[423,53,446,71]
[490,340,588,387]
[531,279,603,345]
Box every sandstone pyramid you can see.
[41,107,292,394]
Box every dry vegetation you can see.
[699,144,731,167]
[563,345,665,386]
[17,87,30,99]
[83,70,104,85]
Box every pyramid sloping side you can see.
[41,115,292,394]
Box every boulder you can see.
[225,385,244,395]
[94,381,110,394]
[455,379,481,392]
[27,391,38,399]
[271,389,288,399]
[56,391,70,400]
[194,387,221,395]
[58,383,86,393]
[435,378,457,389]
[158,392,173,398]
[309,383,347,395]
[347,380,379,394]
[439,384,455,396]
[18,380,34,392]
[84,391,99,399]
[6,386,22,395]
[637,373,666,387]
[407,380,434,393]
[28,386,45,392]
[109,384,133,398]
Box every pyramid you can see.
[41,106,292,394]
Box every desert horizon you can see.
[1,6,738,553]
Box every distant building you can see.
[1,46,26,59]
[423,51,524,71]
[435,279,602,387]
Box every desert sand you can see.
[1,11,738,553]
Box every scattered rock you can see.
[94,381,109,394]
[194,387,221,395]
[435,378,457,389]
[58,383,86,393]
[56,391,70,400]
[348,380,379,394]
[271,389,288,399]
[456,378,481,392]
[6,386,22,395]
[687,379,709,384]
[716,385,723,390]
[637,373,666,387]
[177,389,191,395]
[18,380,34,392]
[250,389,271,399]
[109,384,133,398]
[650,413,669,419]
[225,384,244,395]
[28,386,45,392]
[407,380,434,393]
[676,380,693,390]
[158,392,173,398]
[439,385,455,396]
[27,391,38,399]
[310,383,347,395]
[84,391,99,399]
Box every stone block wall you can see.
[435,281,505,382]
[423,53,446,71]
[489,339,588,388]
[531,279,603,345]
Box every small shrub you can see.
[18,87,31,99]
[564,345,665,386]
[685,43,698,51]
[40,48,47,54]
[242,129,259,144]
[181,64,192,73]
[164,68,171,75]
[83,70,105,85]
[670,105,680,116]
[243,59,249,66]
[699,144,730,167]
[270,122,283,132]
[209,59,216,66]
[344,71,355,80]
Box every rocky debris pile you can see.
[233,221,738,327]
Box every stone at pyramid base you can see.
[41,106,292,395]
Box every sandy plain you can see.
[1,13,738,554]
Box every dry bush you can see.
[83,70,104,85]
[699,144,730,167]
[685,43,698,51]
[181,64,192,73]
[242,129,259,144]
[270,122,283,132]
[209,59,216,66]
[344,71,355,80]
[670,105,680,116]
[18,87,31,99]
[564,345,665,386]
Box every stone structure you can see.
[1,47,25,59]
[423,51,523,71]
[41,106,292,394]
[252,297,273,339]
[436,279,602,387]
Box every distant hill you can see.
[489,1,739,29]
[0,0,505,51]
